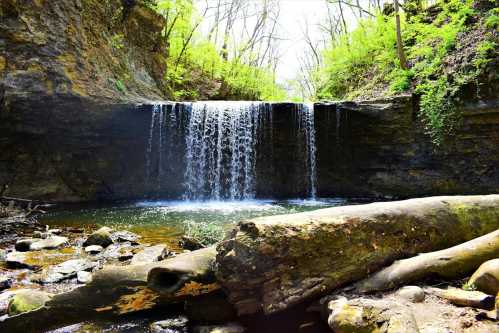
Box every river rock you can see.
[0,276,13,291]
[468,259,499,295]
[29,236,68,251]
[33,259,97,284]
[84,245,103,255]
[83,227,113,248]
[397,286,425,303]
[179,236,204,251]
[112,231,140,244]
[0,290,16,315]
[130,244,169,265]
[7,290,53,316]
[5,252,38,269]
[191,323,245,333]
[326,297,419,333]
[77,271,93,284]
[15,238,38,252]
[47,229,62,235]
[150,316,189,333]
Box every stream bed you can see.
[39,198,353,251]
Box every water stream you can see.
[145,101,318,199]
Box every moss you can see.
[8,290,52,315]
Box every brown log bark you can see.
[0,247,218,332]
[215,195,499,315]
[354,230,499,293]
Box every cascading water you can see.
[144,101,317,200]
[300,103,317,198]
[184,101,269,200]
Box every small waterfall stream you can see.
[145,101,317,200]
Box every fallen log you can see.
[353,230,499,293]
[425,287,496,310]
[215,195,499,315]
[0,247,218,333]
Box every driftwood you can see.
[425,287,496,310]
[354,230,499,293]
[0,247,218,333]
[216,195,499,315]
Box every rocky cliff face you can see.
[0,1,497,202]
[0,0,169,200]
[316,94,499,198]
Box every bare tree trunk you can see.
[394,0,408,69]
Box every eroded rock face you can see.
[0,0,169,202]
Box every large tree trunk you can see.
[0,247,218,332]
[215,195,499,315]
[354,230,499,293]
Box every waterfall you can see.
[184,101,267,200]
[145,104,161,183]
[144,101,317,200]
[300,103,317,199]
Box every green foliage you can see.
[115,79,126,93]
[110,33,125,50]
[462,281,476,291]
[183,220,226,246]
[316,0,496,145]
[154,0,285,101]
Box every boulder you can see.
[33,259,97,284]
[131,244,169,265]
[150,316,189,333]
[5,252,38,270]
[468,259,499,295]
[326,297,419,333]
[83,227,113,248]
[179,236,204,251]
[396,286,425,303]
[191,323,245,333]
[111,231,140,245]
[15,238,38,252]
[84,245,103,255]
[29,236,68,251]
[77,271,92,284]
[8,290,53,316]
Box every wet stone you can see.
[150,316,189,333]
[29,236,68,251]
[77,271,92,284]
[83,227,113,248]
[111,231,140,245]
[6,251,38,269]
[131,244,169,265]
[15,238,38,252]
[84,245,103,255]
[33,259,97,284]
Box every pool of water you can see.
[40,198,353,249]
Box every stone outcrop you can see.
[0,0,169,201]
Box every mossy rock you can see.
[8,290,53,315]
